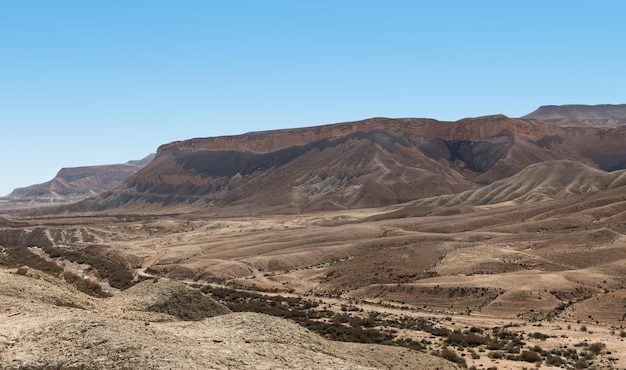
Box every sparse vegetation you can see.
[43,245,136,289]
[1,246,63,276]
[586,342,605,355]
[201,285,395,344]
[520,350,541,363]
[145,288,228,320]
[62,271,110,298]
[1,246,109,297]
[530,331,550,340]
[199,283,609,369]
[435,347,467,368]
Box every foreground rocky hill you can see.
[2,154,154,204]
[67,114,626,214]
[0,268,458,369]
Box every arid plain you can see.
[2,105,626,369]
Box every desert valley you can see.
[2,104,626,369]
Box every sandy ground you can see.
[1,179,625,369]
[0,267,459,370]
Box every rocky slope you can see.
[406,160,626,208]
[2,154,155,204]
[70,114,626,214]
[0,268,458,370]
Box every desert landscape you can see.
[2,105,626,369]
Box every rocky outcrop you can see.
[68,114,626,214]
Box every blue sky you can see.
[1,1,625,196]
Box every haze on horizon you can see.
[1,1,625,197]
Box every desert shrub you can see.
[581,351,594,360]
[586,342,605,355]
[3,246,115,298]
[530,332,550,340]
[505,343,520,354]
[445,332,466,346]
[201,285,394,344]
[438,348,466,368]
[43,245,135,289]
[556,302,568,311]
[466,333,484,346]
[352,326,393,344]
[63,271,110,298]
[395,337,423,351]
[520,350,541,363]
[573,358,588,369]
[2,246,63,276]
[363,311,378,327]
[145,289,228,320]
[620,330,626,338]
[333,312,350,324]
[563,348,579,360]
[545,354,566,366]
[505,353,521,361]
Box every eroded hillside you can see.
[60,115,626,214]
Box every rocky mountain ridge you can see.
[70,113,626,214]
[2,154,155,204]
[523,103,626,127]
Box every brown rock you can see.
[68,115,625,214]
[2,154,155,204]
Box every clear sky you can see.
[1,1,625,196]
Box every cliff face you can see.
[73,114,626,214]
[156,115,548,155]
[3,154,155,204]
